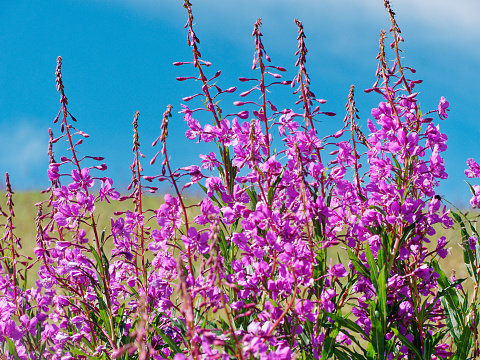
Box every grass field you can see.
[0,191,202,288]
[0,191,475,293]
[1,190,479,358]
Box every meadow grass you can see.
[2,0,478,357]
[3,191,474,292]
[0,191,204,288]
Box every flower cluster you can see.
[1,1,479,359]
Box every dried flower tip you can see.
[160,104,173,142]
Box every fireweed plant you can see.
[1,1,480,359]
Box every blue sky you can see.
[1,0,479,206]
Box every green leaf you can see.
[332,348,352,360]
[327,313,369,339]
[422,330,447,360]
[267,167,285,206]
[5,337,21,360]
[426,278,465,315]
[268,298,279,308]
[450,210,463,224]
[70,348,96,359]
[127,285,140,300]
[218,316,230,332]
[377,266,387,332]
[335,345,368,360]
[371,205,387,218]
[391,327,423,359]
[100,227,106,247]
[347,247,370,279]
[326,187,333,207]
[431,259,461,309]
[115,303,128,347]
[452,324,475,360]
[364,242,378,288]
[441,297,461,341]
[217,229,232,271]
[198,182,208,195]
[88,244,103,276]
[357,191,368,203]
[198,182,224,208]
[366,342,376,360]
[92,284,112,339]
[398,221,417,249]
[431,259,464,340]
[157,327,183,355]
[377,241,386,274]
[22,268,28,292]
[465,180,477,197]
[370,315,385,360]
[229,166,238,195]
[245,187,258,210]
[320,325,340,359]
[100,244,110,284]
[80,323,98,351]
[392,156,401,172]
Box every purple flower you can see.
[0,319,23,341]
[230,301,245,310]
[429,146,448,179]
[436,236,448,259]
[424,123,447,152]
[185,113,203,142]
[111,217,126,237]
[438,96,449,120]
[469,236,477,250]
[54,203,80,227]
[76,191,95,215]
[336,331,352,346]
[0,299,15,321]
[199,152,221,170]
[69,168,95,190]
[259,156,282,176]
[469,185,480,208]
[208,118,235,146]
[47,164,60,181]
[78,228,88,243]
[278,110,299,136]
[180,165,202,183]
[414,264,433,282]
[99,178,120,203]
[34,246,46,257]
[149,228,168,252]
[156,194,182,229]
[435,342,453,358]
[181,226,209,254]
[295,299,316,322]
[465,158,480,178]
[328,263,348,279]
[336,141,355,166]
[52,185,74,206]
[451,273,463,290]
[195,197,219,225]
[320,288,336,313]
[205,176,225,197]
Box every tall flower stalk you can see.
[2,1,477,359]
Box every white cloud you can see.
[0,119,48,187]
[393,0,479,30]
[109,0,479,51]
[367,0,480,45]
